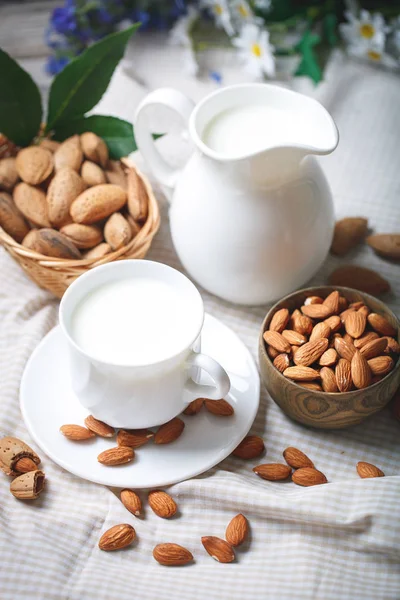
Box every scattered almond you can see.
[356,461,384,478]
[98,524,136,551]
[283,447,314,469]
[204,399,234,416]
[183,398,204,415]
[154,417,185,444]
[60,424,95,440]
[366,233,400,261]
[329,265,390,296]
[292,467,327,486]
[201,537,235,563]
[330,217,368,256]
[153,543,193,566]
[120,489,142,516]
[253,463,292,481]
[97,446,134,465]
[225,514,248,546]
[117,429,154,448]
[148,490,177,518]
[84,415,115,438]
[232,435,264,459]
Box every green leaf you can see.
[46,25,139,131]
[295,31,322,84]
[52,114,163,160]
[0,49,42,146]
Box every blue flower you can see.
[129,9,150,30]
[46,54,70,75]
[97,8,114,25]
[209,70,223,83]
[50,5,78,35]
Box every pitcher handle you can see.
[134,88,195,199]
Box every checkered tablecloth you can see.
[0,53,399,600]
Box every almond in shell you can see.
[22,228,81,259]
[356,461,384,478]
[105,160,127,189]
[14,182,50,227]
[201,536,235,563]
[98,524,136,551]
[153,543,193,566]
[10,470,45,500]
[97,446,135,465]
[47,167,86,227]
[39,139,60,153]
[0,436,41,476]
[84,415,115,438]
[70,184,127,224]
[225,514,249,546]
[120,489,142,516]
[83,242,111,260]
[253,463,292,480]
[292,467,327,486]
[117,429,154,448]
[283,447,314,469]
[104,212,132,250]
[81,160,107,186]
[16,146,53,185]
[14,457,39,473]
[0,191,29,242]
[204,399,234,416]
[127,168,148,222]
[80,132,108,168]
[148,490,177,518]
[232,435,264,459]
[60,223,103,249]
[154,417,185,444]
[329,265,390,296]
[0,157,19,191]
[54,135,83,172]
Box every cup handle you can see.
[184,353,231,402]
[134,88,195,200]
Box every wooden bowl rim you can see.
[259,285,400,396]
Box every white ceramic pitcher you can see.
[134,83,339,305]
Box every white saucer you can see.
[20,314,260,488]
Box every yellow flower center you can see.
[359,23,375,39]
[214,4,223,15]
[251,43,262,57]
[367,49,381,61]
[238,4,249,17]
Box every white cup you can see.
[59,260,231,428]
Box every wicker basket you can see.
[0,150,160,298]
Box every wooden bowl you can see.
[259,286,400,429]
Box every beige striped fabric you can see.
[0,55,399,599]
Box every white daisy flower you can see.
[232,23,275,79]
[340,10,388,48]
[348,42,399,69]
[200,0,235,37]
[254,0,272,11]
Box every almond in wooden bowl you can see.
[259,286,400,429]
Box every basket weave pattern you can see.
[0,137,160,298]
